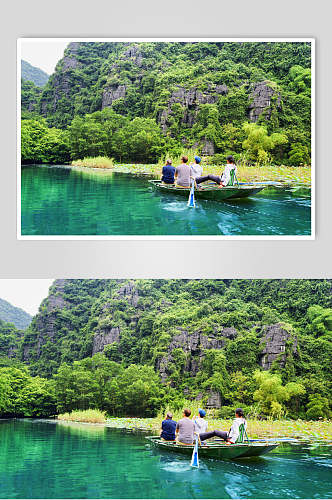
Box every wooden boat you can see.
[149,180,265,202]
[146,436,278,460]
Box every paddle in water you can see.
[191,435,199,468]
[187,178,196,208]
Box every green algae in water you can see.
[0,419,331,499]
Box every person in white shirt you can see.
[190,156,203,182]
[193,408,208,435]
[198,408,247,445]
[195,155,237,188]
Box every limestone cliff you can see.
[35,41,302,141]
[16,279,329,405]
[259,323,298,370]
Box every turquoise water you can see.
[0,420,331,499]
[21,165,311,236]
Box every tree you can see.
[288,143,310,166]
[53,361,100,412]
[68,116,108,159]
[116,365,165,416]
[21,118,70,164]
[306,395,331,420]
[307,305,332,336]
[289,66,311,96]
[191,104,222,151]
[119,118,165,163]
[0,367,56,417]
[242,122,288,165]
[253,370,305,417]
[0,370,12,413]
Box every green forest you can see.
[0,298,32,330]
[21,42,311,166]
[21,60,49,87]
[0,280,330,421]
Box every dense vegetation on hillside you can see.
[21,60,49,87]
[21,42,312,166]
[0,298,32,330]
[0,280,330,420]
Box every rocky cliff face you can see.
[158,327,237,383]
[249,81,281,122]
[102,85,127,109]
[18,279,318,396]
[92,281,139,354]
[92,327,121,355]
[36,41,290,141]
[22,279,70,362]
[259,323,298,370]
[158,85,228,133]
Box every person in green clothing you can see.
[195,155,237,188]
[198,408,247,444]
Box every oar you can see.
[191,434,199,468]
[187,178,196,208]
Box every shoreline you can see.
[23,162,312,189]
[55,417,331,442]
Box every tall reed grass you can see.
[71,157,114,169]
[58,409,107,423]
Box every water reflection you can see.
[0,420,331,498]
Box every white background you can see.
[1,0,331,278]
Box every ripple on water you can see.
[162,202,190,212]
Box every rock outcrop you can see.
[22,280,69,361]
[102,85,127,109]
[259,323,297,370]
[91,281,139,354]
[158,84,228,140]
[116,281,139,307]
[248,81,281,122]
[93,327,121,354]
[45,279,68,312]
[123,45,143,67]
[158,327,237,383]
[206,391,222,408]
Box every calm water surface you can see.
[21,165,311,236]
[0,420,331,499]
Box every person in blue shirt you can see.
[160,411,177,441]
[161,159,175,184]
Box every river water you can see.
[21,165,311,236]
[0,420,330,499]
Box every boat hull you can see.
[149,180,265,202]
[146,436,278,460]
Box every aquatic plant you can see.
[104,416,332,442]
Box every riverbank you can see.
[69,160,311,187]
[58,413,332,442]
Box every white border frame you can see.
[17,37,315,241]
